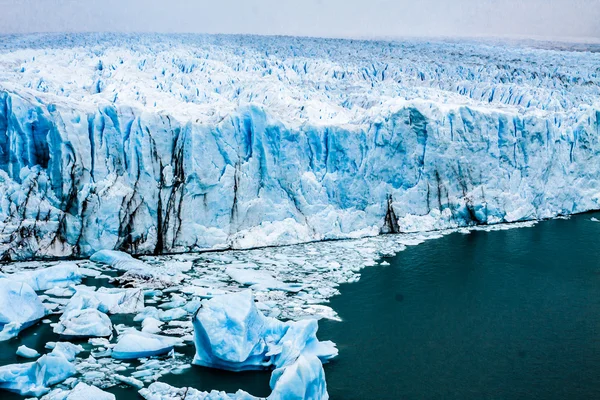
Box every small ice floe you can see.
[0,342,83,396]
[139,381,254,400]
[111,330,183,360]
[53,308,113,338]
[115,374,144,389]
[4,263,82,291]
[0,279,46,341]
[591,217,599,222]
[90,250,183,288]
[16,345,39,359]
[65,287,144,314]
[226,267,303,293]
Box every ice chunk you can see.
[42,382,116,400]
[54,308,113,338]
[16,345,39,358]
[66,382,115,400]
[141,317,163,334]
[139,382,256,400]
[0,279,45,338]
[65,287,144,314]
[112,330,183,360]
[226,268,303,293]
[0,343,82,396]
[6,263,82,291]
[193,290,336,371]
[115,374,144,389]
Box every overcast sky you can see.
[1,0,599,40]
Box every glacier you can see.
[0,33,598,260]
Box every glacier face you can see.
[0,33,599,260]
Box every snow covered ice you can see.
[0,34,598,260]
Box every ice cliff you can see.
[0,34,599,260]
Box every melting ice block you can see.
[54,308,113,338]
[112,330,183,360]
[192,290,337,371]
[5,263,82,291]
[0,278,46,339]
[0,342,82,396]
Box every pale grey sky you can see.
[1,0,599,40]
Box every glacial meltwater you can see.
[2,212,600,399]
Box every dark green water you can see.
[320,212,600,400]
[2,213,600,399]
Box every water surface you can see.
[321,212,600,399]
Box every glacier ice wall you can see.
[0,34,599,260]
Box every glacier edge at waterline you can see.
[0,34,599,260]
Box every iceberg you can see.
[193,290,336,372]
[0,34,598,260]
[0,342,82,396]
[54,308,113,338]
[0,279,46,339]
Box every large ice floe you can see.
[0,34,599,260]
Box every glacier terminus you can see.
[0,34,599,260]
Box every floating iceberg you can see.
[112,330,183,360]
[54,308,113,338]
[0,279,46,339]
[193,290,337,372]
[0,342,82,396]
[5,263,82,291]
